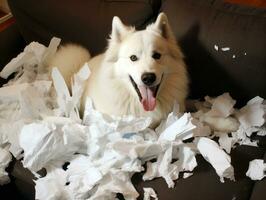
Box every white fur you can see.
[49,44,91,88]
[49,13,188,128]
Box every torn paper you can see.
[35,168,70,200]
[88,170,139,200]
[1,37,266,199]
[158,113,196,141]
[221,47,230,51]
[196,93,240,133]
[0,38,60,84]
[236,96,265,129]
[52,63,91,121]
[206,93,236,118]
[246,159,266,180]
[218,133,234,154]
[144,187,158,200]
[66,155,103,199]
[19,121,87,172]
[0,147,12,185]
[183,172,193,179]
[203,116,239,133]
[176,145,197,172]
[196,137,235,182]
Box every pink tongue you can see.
[139,86,156,111]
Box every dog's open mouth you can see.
[129,75,161,111]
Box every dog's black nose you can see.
[141,73,156,86]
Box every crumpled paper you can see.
[192,93,265,154]
[195,137,235,182]
[0,37,265,199]
[246,159,266,180]
[0,147,12,185]
[143,188,158,200]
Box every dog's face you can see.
[105,13,185,112]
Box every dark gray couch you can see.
[0,0,265,199]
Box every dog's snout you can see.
[141,73,156,86]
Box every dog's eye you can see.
[130,55,138,62]
[152,52,161,60]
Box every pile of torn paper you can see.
[0,37,265,199]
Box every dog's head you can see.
[105,13,186,112]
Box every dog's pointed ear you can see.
[106,16,135,62]
[154,13,176,42]
[111,16,129,42]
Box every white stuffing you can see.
[0,38,265,199]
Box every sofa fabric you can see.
[7,0,161,56]
[1,0,266,200]
[162,0,266,106]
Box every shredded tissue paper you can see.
[0,37,265,199]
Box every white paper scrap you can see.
[0,53,30,79]
[206,93,236,118]
[41,37,61,69]
[0,41,47,80]
[51,67,71,112]
[236,96,265,129]
[221,47,230,51]
[2,37,266,200]
[0,147,12,185]
[196,137,235,182]
[183,172,193,179]
[246,159,266,180]
[158,113,196,141]
[52,64,91,121]
[19,121,87,172]
[203,116,239,133]
[144,187,158,200]
[218,134,234,154]
[66,155,103,199]
[35,168,70,200]
[89,170,139,200]
[0,81,51,103]
[177,145,197,172]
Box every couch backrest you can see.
[7,0,161,55]
[162,0,266,105]
[8,0,266,105]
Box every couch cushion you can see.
[7,0,161,56]
[132,144,266,200]
[162,0,266,106]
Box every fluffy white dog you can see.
[50,13,188,127]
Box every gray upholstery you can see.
[1,0,265,199]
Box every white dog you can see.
[49,13,188,127]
